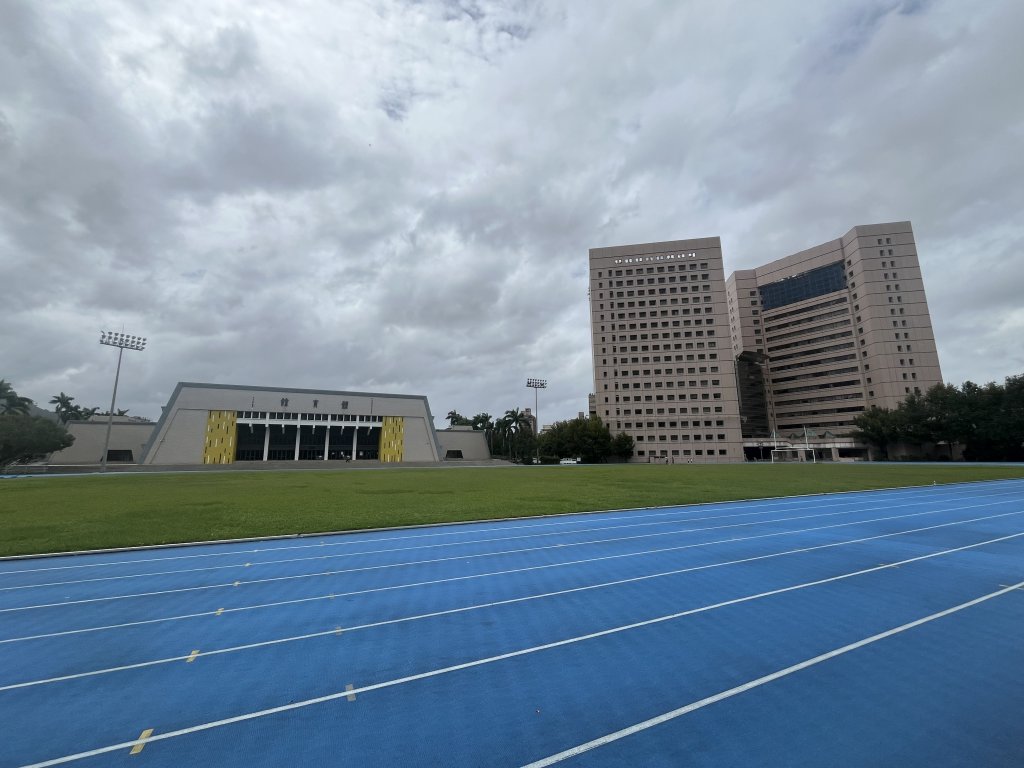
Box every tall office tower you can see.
[588,238,744,463]
[727,222,942,439]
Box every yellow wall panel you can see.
[203,410,237,464]
[379,416,405,463]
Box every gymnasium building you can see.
[49,382,488,466]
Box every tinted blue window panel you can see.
[759,261,847,311]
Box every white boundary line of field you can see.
[6,485,1021,591]
[3,509,1021,691]
[519,578,1024,767]
[2,476,1021,563]
[3,493,1021,614]
[16,535,1024,768]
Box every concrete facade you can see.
[589,237,744,463]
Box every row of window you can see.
[770,353,858,373]
[635,434,728,442]
[597,271,712,289]
[599,349,720,362]
[636,449,729,457]
[236,411,384,423]
[765,318,852,343]
[625,420,726,429]
[613,372,723,383]
[602,362,721,374]
[773,392,864,407]
[614,395,727,409]
[771,366,860,384]
[772,377,862,395]
[617,406,723,416]
[770,341,855,363]
[762,306,850,334]
[615,386,725,398]
[773,405,863,418]
[603,317,715,328]
[768,330,853,353]
[760,296,849,323]
[598,257,705,272]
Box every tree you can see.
[611,432,635,460]
[445,410,472,427]
[0,380,33,416]
[496,408,534,461]
[0,414,74,467]
[538,416,616,463]
[50,392,77,424]
[470,412,493,431]
[851,406,901,460]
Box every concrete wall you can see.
[436,428,491,460]
[50,421,156,465]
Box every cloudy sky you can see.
[2,0,1022,426]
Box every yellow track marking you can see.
[129,729,153,755]
[215,608,224,616]
[345,684,356,702]
[186,650,200,663]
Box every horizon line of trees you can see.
[852,375,1024,461]
[445,408,633,463]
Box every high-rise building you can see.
[591,222,943,461]
[588,237,744,463]
[727,222,942,441]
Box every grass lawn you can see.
[2,463,1023,557]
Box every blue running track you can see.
[1,479,1023,767]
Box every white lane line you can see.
[4,511,1021,692]
[4,494,1019,613]
[10,487,1019,592]
[4,480,1015,577]
[0,498,901,591]
[520,579,1024,767]
[13,503,980,644]
[16,547,1024,768]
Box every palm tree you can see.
[1,380,33,415]
[76,407,99,421]
[50,392,76,424]
[472,412,494,454]
[502,408,529,460]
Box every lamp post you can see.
[526,378,546,463]
[99,331,146,471]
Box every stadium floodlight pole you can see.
[526,378,547,462]
[98,331,146,472]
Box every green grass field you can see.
[2,463,1023,557]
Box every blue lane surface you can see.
[1,479,1022,767]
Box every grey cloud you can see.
[2,0,1022,426]
[183,25,260,80]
